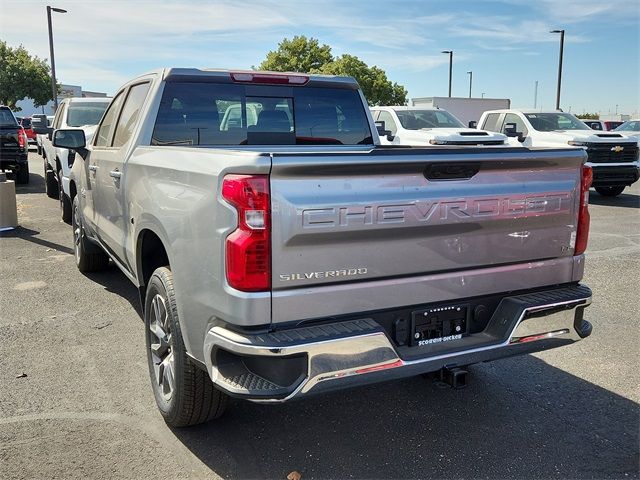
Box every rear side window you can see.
[113,83,151,148]
[152,82,372,146]
[482,113,501,132]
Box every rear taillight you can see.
[575,165,592,255]
[222,174,271,291]
[18,129,26,149]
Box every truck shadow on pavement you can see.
[172,355,639,479]
[12,167,46,195]
[589,190,639,209]
[83,263,143,318]
[0,226,74,255]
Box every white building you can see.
[16,84,108,116]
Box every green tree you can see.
[0,41,55,111]
[318,54,407,106]
[257,36,407,106]
[578,112,599,120]
[258,36,333,73]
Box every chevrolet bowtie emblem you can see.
[611,145,624,153]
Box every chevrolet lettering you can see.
[64,68,593,427]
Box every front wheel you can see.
[595,186,625,197]
[145,266,228,427]
[45,164,58,198]
[72,196,109,272]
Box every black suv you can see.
[0,106,29,183]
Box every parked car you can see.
[34,97,111,223]
[18,116,37,144]
[61,68,593,427]
[581,120,623,131]
[32,114,54,155]
[0,106,30,183]
[371,106,507,146]
[478,109,639,197]
[614,119,640,140]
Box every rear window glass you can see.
[152,82,373,146]
[20,118,32,128]
[66,102,110,127]
[0,108,18,127]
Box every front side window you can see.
[53,104,66,129]
[152,82,372,146]
[112,83,151,148]
[502,113,529,136]
[94,92,125,147]
[66,102,110,127]
[395,109,464,129]
[524,113,590,132]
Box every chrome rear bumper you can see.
[203,285,592,402]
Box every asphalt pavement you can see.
[1,152,638,479]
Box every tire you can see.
[37,145,42,156]
[59,169,72,224]
[595,186,625,197]
[45,164,58,198]
[72,196,109,272]
[16,163,29,184]
[145,266,228,427]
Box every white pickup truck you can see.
[34,97,111,222]
[371,106,507,146]
[478,109,640,197]
[57,69,593,426]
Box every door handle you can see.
[109,170,122,179]
[88,165,98,172]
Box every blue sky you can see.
[1,0,638,115]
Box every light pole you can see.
[534,80,539,108]
[550,29,565,110]
[466,71,473,98]
[442,50,453,97]
[481,92,485,98]
[47,5,67,111]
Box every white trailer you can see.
[410,97,510,127]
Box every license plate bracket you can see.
[410,305,468,347]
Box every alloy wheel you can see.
[149,294,175,401]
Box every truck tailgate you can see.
[270,147,585,323]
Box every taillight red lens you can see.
[575,165,592,255]
[18,129,26,148]
[222,175,271,291]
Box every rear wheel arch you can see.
[137,228,171,304]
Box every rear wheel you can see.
[16,163,29,184]
[145,266,228,427]
[72,196,109,272]
[59,169,72,224]
[595,186,625,197]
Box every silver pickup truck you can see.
[57,68,593,427]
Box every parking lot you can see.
[0,151,638,479]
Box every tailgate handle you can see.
[424,163,480,181]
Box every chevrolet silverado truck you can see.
[371,106,507,146]
[0,105,30,183]
[479,109,639,197]
[34,97,111,223]
[58,69,593,427]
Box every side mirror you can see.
[53,129,86,150]
[468,121,477,129]
[375,120,393,141]
[504,122,520,137]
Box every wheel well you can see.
[138,230,170,293]
[69,181,77,201]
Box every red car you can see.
[18,116,37,144]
